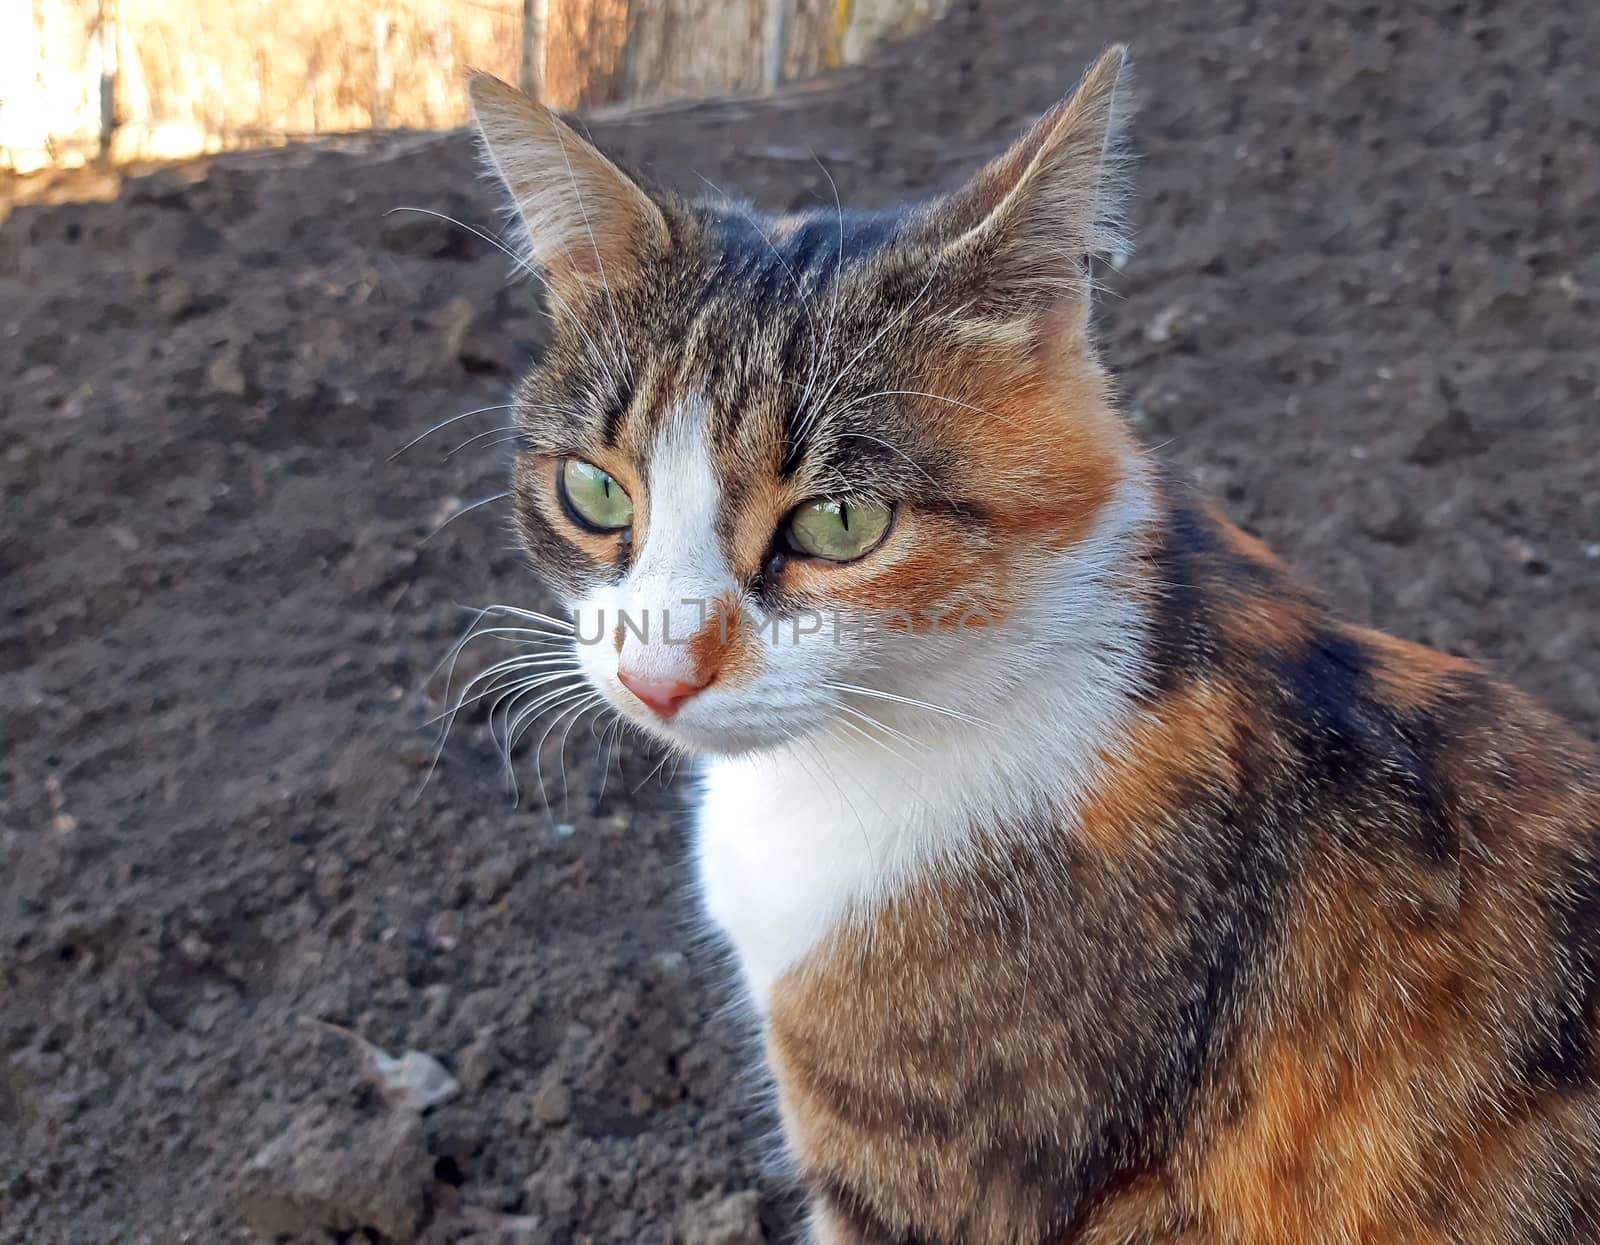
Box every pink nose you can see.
[617,669,706,719]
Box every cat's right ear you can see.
[466,72,668,295]
[929,45,1132,341]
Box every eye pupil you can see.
[785,497,891,563]
[560,458,633,533]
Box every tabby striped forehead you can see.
[514,201,973,540]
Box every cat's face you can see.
[469,51,1135,756]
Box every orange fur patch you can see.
[1225,590,1312,651]
[1077,679,1245,856]
[928,350,1127,552]
[726,474,799,576]
[1206,507,1285,568]
[1352,624,1476,712]
[686,591,761,689]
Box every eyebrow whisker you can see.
[388,403,518,461]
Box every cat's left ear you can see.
[931,45,1132,338]
[466,72,668,295]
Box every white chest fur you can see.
[695,740,935,1005]
[693,683,1135,1008]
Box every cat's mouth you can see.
[596,673,825,758]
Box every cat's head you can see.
[468,48,1147,757]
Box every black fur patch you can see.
[1525,835,1600,1090]
[1138,497,1229,697]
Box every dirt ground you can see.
[2,1,1597,1241]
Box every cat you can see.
[464,46,1600,1244]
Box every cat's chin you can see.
[606,699,818,760]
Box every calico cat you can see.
[465,47,1600,1244]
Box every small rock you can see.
[1143,303,1186,345]
[105,524,141,553]
[177,932,213,966]
[397,737,437,769]
[434,296,510,374]
[303,1019,459,1111]
[473,855,518,905]
[205,345,249,398]
[428,909,464,953]
[426,1103,487,1167]
[377,1048,461,1112]
[314,856,350,902]
[236,1106,431,1242]
[646,950,691,998]
[679,1189,765,1245]
[156,277,211,325]
[530,1079,571,1127]
[1505,537,1549,575]
[522,1168,578,1226]
[422,984,455,1029]
[1353,476,1421,546]
[1408,410,1487,466]
[458,1031,502,1093]
[484,1215,545,1245]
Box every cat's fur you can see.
[467,48,1600,1244]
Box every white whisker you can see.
[388,403,517,461]
[825,680,991,728]
[477,603,575,631]
[494,678,589,765]
[532,692,606,814]
[425,659,581,728]
[421,491,512,544]
[831,701,931,760]
[387,205,621,389]
[799,264,942,444]
[824,429,962,510]
[808,151,848,443]
[503,683,594,803]
[443,424,528,459]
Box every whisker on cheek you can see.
[488,683,584,804]
[534,693,610,818]
[479,603,576,631]
[424,659,582,729]
[825,680,993,729]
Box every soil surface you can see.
[3,1,1597,1242]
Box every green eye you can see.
[560,459,633,532]
[786,498,892,563]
